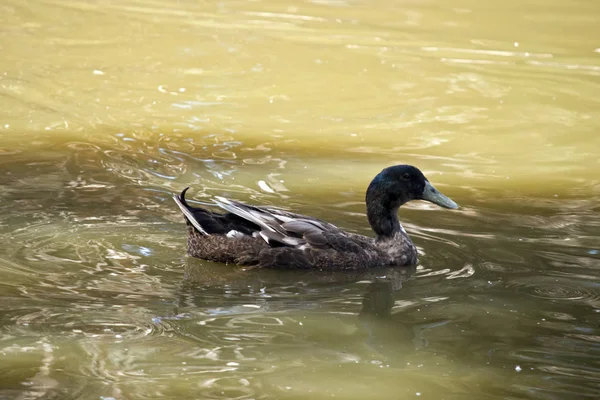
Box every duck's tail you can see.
[172,188,208,235]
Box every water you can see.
[1,0,599,399]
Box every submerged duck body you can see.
[173,165,458,270]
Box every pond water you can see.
[1,0,599,399]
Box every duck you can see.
[173,165,458,270]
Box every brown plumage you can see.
[173,165,459,270]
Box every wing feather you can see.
[304,231,329,247]
[210,195,352,251]
[214,196,279,233]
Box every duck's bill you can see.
[421,181,459,209]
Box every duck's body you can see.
[176,192,417,270]
[173,165,458,270]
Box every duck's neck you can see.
[366,200,401,238]
[367,198,416,265]
[365,175,414,243]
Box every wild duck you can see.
[173,165,458,270]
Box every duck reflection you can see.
[179,260,448,352]
[358,277,451,351]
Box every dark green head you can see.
[366,165,458,236]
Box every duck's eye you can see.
[402,173,411,180]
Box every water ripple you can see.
[506,276,600,306]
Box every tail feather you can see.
[173,187,208,235]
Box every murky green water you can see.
[1,0,599,399]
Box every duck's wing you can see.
[212,196,346,249]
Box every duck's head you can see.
[367,165,458,210]
[366,165,458,236]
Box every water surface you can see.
[1,0,599,399]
